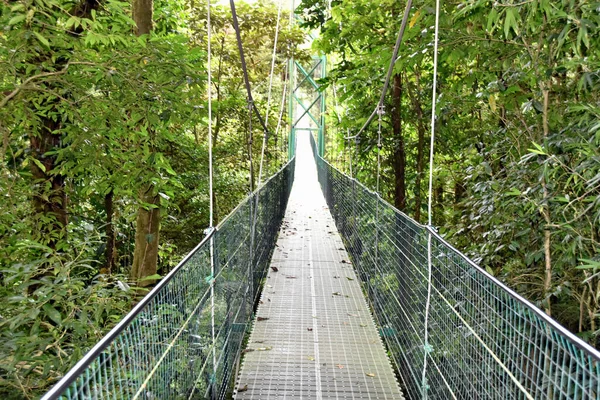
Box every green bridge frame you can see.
[288,55,326,159]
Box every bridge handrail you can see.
[310,132,600,399]
[42,158,296,400]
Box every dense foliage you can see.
[0,0,301,397]
[298,0,600,346]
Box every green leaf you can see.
[486,8,498,33]
[8,14,26,25]
[42,304,62,325]
[33,31,50,48]
[31,157,46,173]
[140,274,162,282]
[503,8,519,39]
[528,142,546,155]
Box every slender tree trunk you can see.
[407,69,426,223]
[434,183,444,226]
[104,189,117,274]
[30,115,68,247]
[391,73,406,211]
[131,186,160,287]
[541,85,552,316]
[130,0,159,287]
[213,36,225,145]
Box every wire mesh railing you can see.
[310,134,600,399]
[42,158,295,400]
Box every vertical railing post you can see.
[209,229,216,400]
[249,194,255,309]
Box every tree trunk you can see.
[407,68,427,223]
[391,73,406,211]
[130,186,160,287]
[130,0,159,287]
[541,85,552,316]
[29,115,68,247]
[133,0,153,35]
[434,183,444,226]
[104,189,117,274]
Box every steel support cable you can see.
[257,0,284,187]
[229,0,271,139]
[206,0,216,398]
[422,0,440,397]
[345,0,413,140]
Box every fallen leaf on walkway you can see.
[271,266,279,272]
[336,364,344,369]
[366,373,375,377]
[360,324,367,327]
[286,276,297,279]
[347,313,358,317]
[242,349,255,353]
[257,317,269,321]
[307,327,313,331]
[256,347,272,351]
[346,277,354,280]
[332,292,341,296]
[333,275,340,279]
[238,385,248,392]
[307,356,315,361]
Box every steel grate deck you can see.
[234,132,404,399]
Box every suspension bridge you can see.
[41,0,600,399]
[41,128,600,400]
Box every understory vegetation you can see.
[298,0,600,347]
[0,0,303,397]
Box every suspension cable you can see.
[229,0,271,140]
[207,8,213,228]
[345,0,413,140]
[205,0,217,396]
[422,0,441,398]
[258,0,284,186]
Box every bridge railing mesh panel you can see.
[310,134,600,400]
[43,158,295,400]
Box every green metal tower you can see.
[288,55,326,159]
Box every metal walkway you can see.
[234,132,404,399]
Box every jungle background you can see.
[1,0,599,397]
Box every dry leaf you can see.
[307,327,313,331]
[271,266,279,272]
[307,356,315,361]
[360,323,367,327]
[336,364,344,369]
[238,384,248,392]
[332,292,341,296]
[257,317,269,322]
[366,373,376,377]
